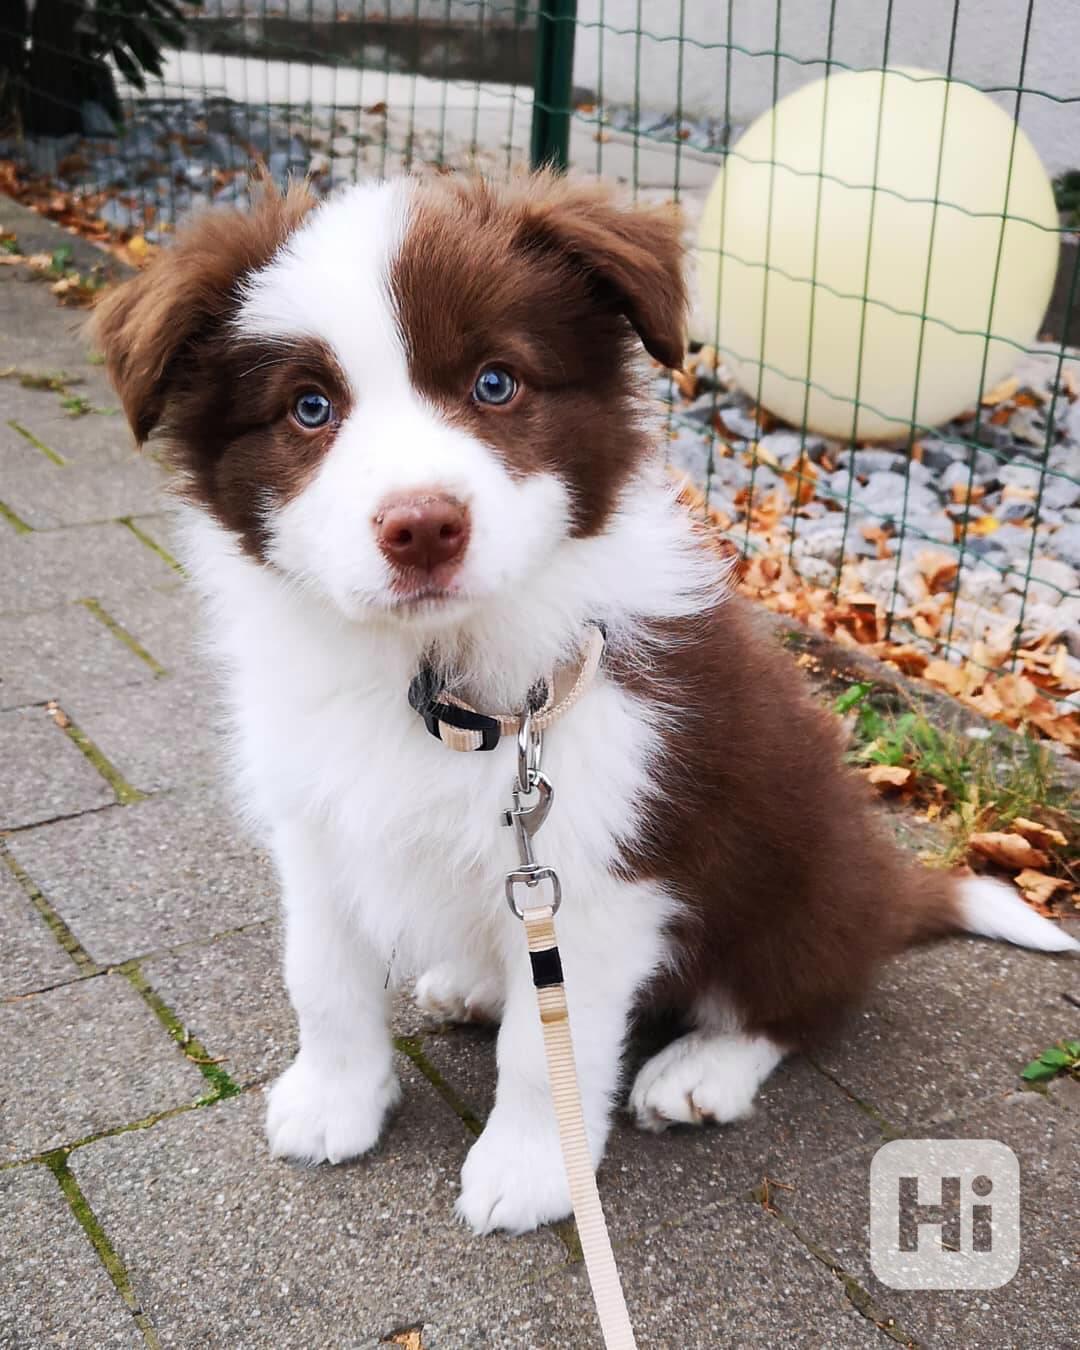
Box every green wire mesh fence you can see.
[3,1,1078,733]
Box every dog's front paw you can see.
[414,963,503,1025]
[266,1055,401,1164]
[456,1115,571,1234]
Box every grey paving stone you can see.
[0,1165,143,1349]
[0,857,76,999]
[0,521,178,616]
[141,924,292,1088]
[432,1200,878,1349]
[0,972,206,1161]
[70,1079,567,1348]
[778,1089,1080,1349]
[813,929,1080,1128]
[7,792,277,964]
[0,274,96,376]
[99,584,205,675]
[0,599,154,710]
[0,439,164,528]
[0,704,114,828]
[411,1008,880,1245]
[1,389,135,466]
[64,671,224,793]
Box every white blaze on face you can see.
[233,179,570,625]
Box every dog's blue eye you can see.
[473,367,517,407]
[293,391,332,428]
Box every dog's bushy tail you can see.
[954,875,1079,953]
[905,871,1078,953]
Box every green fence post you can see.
[530,0,577,171]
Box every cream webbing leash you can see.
[502,692,638,1350]
[409,627,636,1345]
[520,902,637,1350]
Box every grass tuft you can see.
[838,685,1077,873]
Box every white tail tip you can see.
[959,877,1079,954]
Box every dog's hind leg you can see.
[628,1028,785,1132]
[414,956,505,1025]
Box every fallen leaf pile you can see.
[965,817,1076,916]
[674,472,1080,751]
[0,243,106,306]
[0,159,157,271]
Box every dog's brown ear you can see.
[90,178,318,444]
[516,174,687,370]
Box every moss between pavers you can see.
[805,1056,901,1143]
[120,961,242,1102]
[748,1187,920,1348]
[43,1151,162,1348]
[47,703,146,806]
[394,1034,483,1138]
[79,598,166,677]
[8,417,65,466]
[0,497,32,533]
[117,517,184,575]
[0,844,99,975]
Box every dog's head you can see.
[93,172,685,628]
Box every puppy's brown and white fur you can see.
[94,173,1077,1234]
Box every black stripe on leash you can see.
[529,946,564,989]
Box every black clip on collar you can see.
[408,664,502,752]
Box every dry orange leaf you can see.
[981,376,1020,405]
[966,685,1005,719]
[864,764,913,790]
[671,367,698,399]
[923,659,967,696]
[917,550,959,594]
[1010,817,1067,850]
[1014,869,1072,906]
[383,1332,423,1350]
[969,515,1001,537]
[968,832,1050,871]
[748,440,781,471]
[782,453,818,506]
[887,644,930,676]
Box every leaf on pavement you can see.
[968,832,1050,871]
[1014,868,1072,907]
[863,764,913,791]
[1010,817,1067,851]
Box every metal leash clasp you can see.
[503,710,561,918]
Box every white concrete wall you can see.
[574,0,1080,176]
[208,2,531,21]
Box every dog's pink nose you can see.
[375,493,470,573]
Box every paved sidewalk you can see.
[1,206,1078,1350]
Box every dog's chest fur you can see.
[180,497,687,984]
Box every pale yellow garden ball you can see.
[695,67,1059,440]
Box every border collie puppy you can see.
[93,172,1077,1235]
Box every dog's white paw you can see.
[455,1115,571,1234]
[414,963,503,1025]
[629,1031,784,1133]
[266,1056,401,1164]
